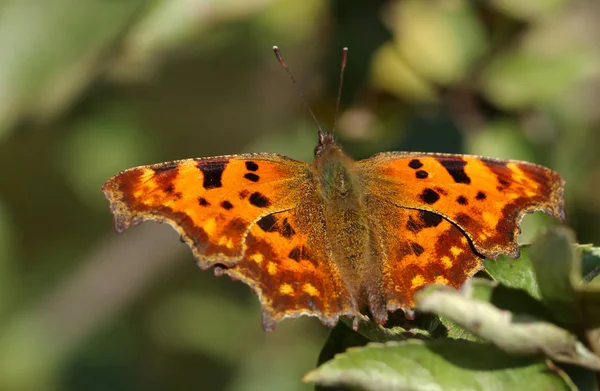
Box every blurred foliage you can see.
[0,0,599,390]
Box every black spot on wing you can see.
[288,247,301,261]
[410,242,425,256]
[221,200,233,210]
[438,158,471,184]
[457,195,468,205]
[198,161,227,189]
[280,218,295,238]
[244,173,260,182]
[419,211,442,227]
[249,192,270,208]
[476,191,486,200]
[198,197,210,206]
[409,159,423,169]
[416,170,428,179]
[245,161,259,171]
[164,184,174,193]
[406,217,420,233]
[420,188,440,205]
[257,214,277,232]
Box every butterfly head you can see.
[314,130,338,157]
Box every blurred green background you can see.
[0,0,599,390]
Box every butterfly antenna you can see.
[332,47,348,135]
[273,46,326,144]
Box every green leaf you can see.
[488,284,554,321]
[304,339,575,391]
[529,228,600,357]
[439,279,494,342]
[415,283,600,371]
[426,279,551,342]
[529,227,580,325]
[440,279,553,341]
[484,248,541,300]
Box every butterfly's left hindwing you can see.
[225,207,358,331]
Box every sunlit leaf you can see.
[529,227,580,325]
[416,284,600,371]
[484,248,541,300]
[305,339,575,391]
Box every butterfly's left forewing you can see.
[101,154,307,266]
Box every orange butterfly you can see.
[101,48,565,331]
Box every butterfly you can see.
[101,48,565,332]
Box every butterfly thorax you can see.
[313,142,363,210]
[313,141,369,303]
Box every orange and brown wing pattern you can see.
[367,202,482,315]
[221,207,358,331]
[360,153,565,259]
[102,154,359,330]
[101,154,309,267]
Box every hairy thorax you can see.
[313,147,370,301]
